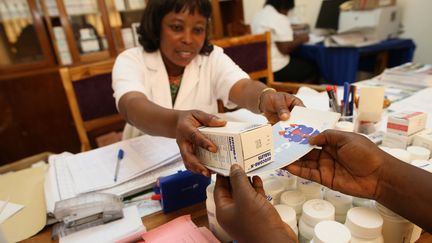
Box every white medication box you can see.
[196,122,273,173]
[386,111,427,136]
[413,129,432,151]
[382,132,415,149]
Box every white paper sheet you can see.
[0,200,24,224]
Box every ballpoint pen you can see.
[114,149,124,182]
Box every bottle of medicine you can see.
[407,146,431,160]
[206,183,232,242]
[299,199,335,243]
[310,220,351,243]
[280,190,306,222]
[263,177,285,204]
[324,188,352,223]
[345,207,384,243]
[388,148,412,163]
[274,204,298,236]
[271,169,297,190]
[374,202,414,243]
[298,178,322,201]
[352,197,373,208]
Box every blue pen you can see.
[114,149,124,182]
[342,82,350,116]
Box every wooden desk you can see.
[20,202,208,243]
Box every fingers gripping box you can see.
[196,122,273,173]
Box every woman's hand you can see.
[175,110,226,176]
[259,90,304,124]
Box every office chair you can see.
[60,59,125,151]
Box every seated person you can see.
[112,0,303,176]
[214,130,432,242]
[251,0,319,83]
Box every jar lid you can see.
[324,189,353,213]
[274,204,297,228]
[313,220,351,243]
[345,207,383,238]
[388,148,412,163]
[263,177,285,195]
[302,199,335,226]
[411,160,432,173]
[407,146,431,160]
[280,190,306,209]
[298,178,322,193]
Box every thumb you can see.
[229,164,256,202]
[193,111,227,127]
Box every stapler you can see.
[52,193,124,239]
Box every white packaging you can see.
[197,122,273,173]
[324,189,352,223]
[312,220,351,243]
[274,204,298,236]
[382,132,415,149]
[298,178,322,201]
[406,146,430,160]
[387,111,427,136]
[280,190,306,221]
[387,148,412,163]
[205,184,232,242]
[263,177,285,204]
[299,199,335,242]
[412,129,432,151]
[374,202,414,243]
[345,207,384,243]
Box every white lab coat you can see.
[112,46,249,139]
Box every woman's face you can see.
[160,10,207,74]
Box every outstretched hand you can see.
[259,90,304,124]
[176,110,226,176]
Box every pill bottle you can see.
[280,190,306,222]
[324,188,352,223]
[206,184,232,242]
[352,197,373,208]
[275,204,298,236]
[263,177,285,204]
[270,169,297,190]
[407,146,430,160]
[298,178,322,201]
[298,199,335,243]
[345,207,384,243]
[388,148,412,163]
[374,202,413,243]
[310,220,351,243]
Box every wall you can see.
[242,0,432,64]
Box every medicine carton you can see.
[413,129,432,151]
[386,111,427,136]
[196,122,273,173]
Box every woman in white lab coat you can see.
[112,0,303,176]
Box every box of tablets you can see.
[386,111,427,136]
[196,122,273,173]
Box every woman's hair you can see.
[137,0,213,54]
[265,0,295,11]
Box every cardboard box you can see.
[386,111,427,136]
[413,129,432,151]
[196,122,273,173]
[352,0,396,10]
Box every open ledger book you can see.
[44,135,186,215]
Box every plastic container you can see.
[335,121,355,132]
[274,204,298,236]
[324,188,352,223]
[298,178,323,201]
[271,169,298,190]
[388,148,412,163]
[280,190,306,222]
[407,146,430,160]
[206,184,232,242]
[345,207,384,243]
[299,199,335,243]
[263,177,285,204]
[352,197,373,208]
[311,220,351,243]
[374,202,414,243]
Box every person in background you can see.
[112,0,303,176]
[214,130,432,242]
[251,0,318,83]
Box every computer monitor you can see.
[315,0,349,31]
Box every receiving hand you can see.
[259,90,304,124]
[285,130,389,199]
[214,164,297,243]
[175,110,226,176]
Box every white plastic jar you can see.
[280,190,306,222]
[310,220,351,243]
[298,178,322,201]
[271,169,298,190]
[345,207,384,243]
[407,146,430,160]
[299,199,335,243]
[206,184,232,242]
[274,204,298,236]
[263,177,285,204]
[324,188,352,223]
[335,121,355,132]
[374,202,414,243]
[388,148,412,163]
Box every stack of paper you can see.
[379,63,432,88]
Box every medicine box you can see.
[382,132,415,149]
[386,111,427,136]
[196,122,273,173]
[413,129,432,151]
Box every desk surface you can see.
[20,201,432,242]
